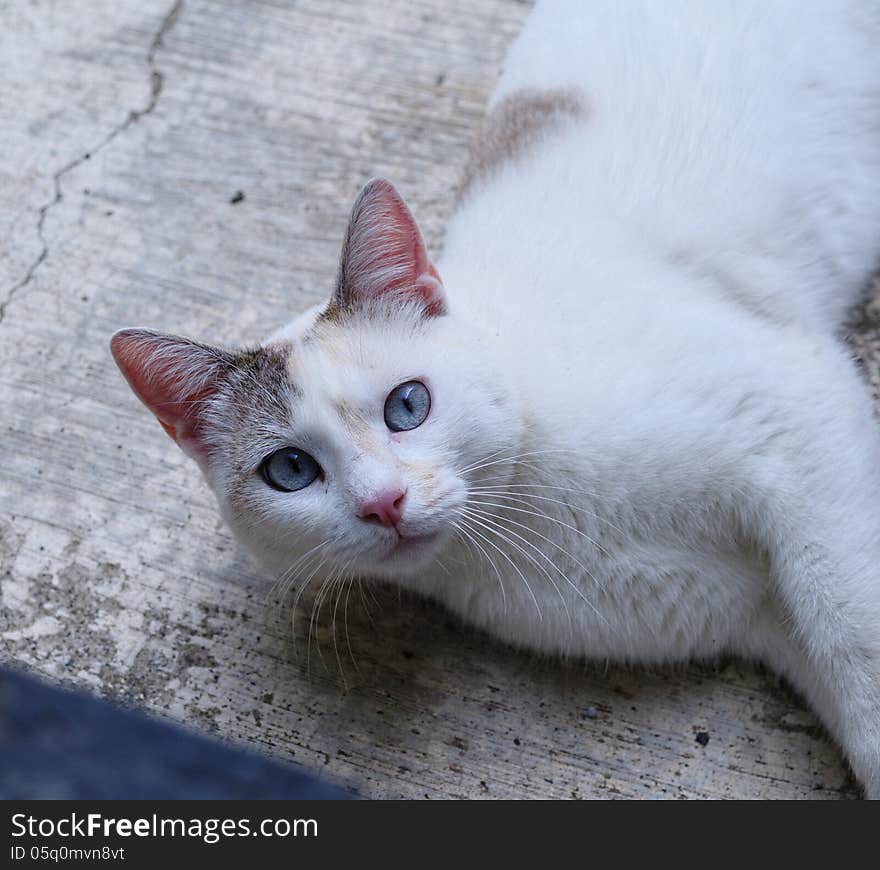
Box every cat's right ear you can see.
[110,329,232,459]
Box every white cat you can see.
[111,0,880,797]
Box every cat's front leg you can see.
[747,392,880,798]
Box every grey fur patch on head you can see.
[225,343,298,424]
[458,87,585,200]
[217,342,303,507]
[204,342,295,460]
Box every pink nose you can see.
[358,489,406,528]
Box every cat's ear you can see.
[330,178,446,317]
[110,328,232,459]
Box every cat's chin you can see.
[364,530,448,578]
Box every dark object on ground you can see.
[0,666,352,799]
[695,731,710,747]
[229,190,245,204]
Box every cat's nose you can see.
[358,488,406,528]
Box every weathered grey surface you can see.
[1,0,878,800]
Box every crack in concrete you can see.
[0,0,184,326]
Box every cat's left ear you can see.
[330,178,446,317]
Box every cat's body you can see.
[112,0,880,796]
[429,0,880,659]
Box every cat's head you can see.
[111,179,521,581]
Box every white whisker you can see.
[468,485,628,538]
[463,506,609,626]
[466,495,610,557]
[343,573,362,675]
[455,515,543,620]
[330,556,357,688]
[451,519,508,608]
[456,447,577,477]
[460,509,573,623]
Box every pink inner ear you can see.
[338,178,446,315]
[110,329,227,458]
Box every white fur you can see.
[213,1,880,796]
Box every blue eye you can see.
[384,380,431,432]
[261,447,321,492]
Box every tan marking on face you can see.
[458,87,585,200]
[335,400,370,436]
[227,342,298,430]
[334,401,385,460]
[401,459,439,489]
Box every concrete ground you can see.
[2,0,879,800]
